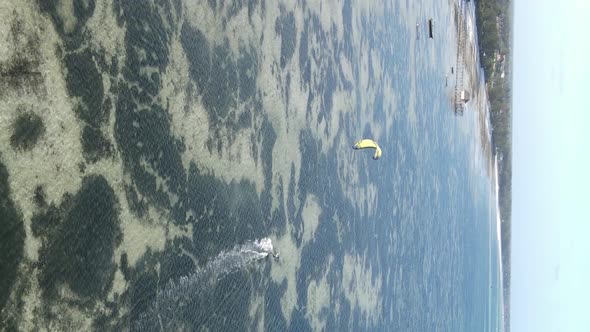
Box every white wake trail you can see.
[134,238,275,331]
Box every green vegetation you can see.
[475,0,513,328]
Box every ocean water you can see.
[0,0,502,331]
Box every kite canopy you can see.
[352,139,382,160]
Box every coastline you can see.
[459,0,507,327]
[495,154,505,325]
[455,2,505,328]
[453,0,494,178]
[465,2,495,178]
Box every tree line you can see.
[475,0,513,329]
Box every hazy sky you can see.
[512,0,590,331]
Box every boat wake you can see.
[133,238,275,331]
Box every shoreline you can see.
[455,3,505,327]
[467,1,495,180]
[465,3,495,179]
[494,154,505,325]
[453,0,495,178]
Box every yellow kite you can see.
[352,139,382,160]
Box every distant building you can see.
[460,90,470,103]
[455,90,470,116]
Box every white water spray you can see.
[134,238,275,331]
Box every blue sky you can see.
[513,0,590,331]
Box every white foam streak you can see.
[134,238,274,331]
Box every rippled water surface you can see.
[0,0,502,330]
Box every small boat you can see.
[416,23,420,40]
[428,18,434,38]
